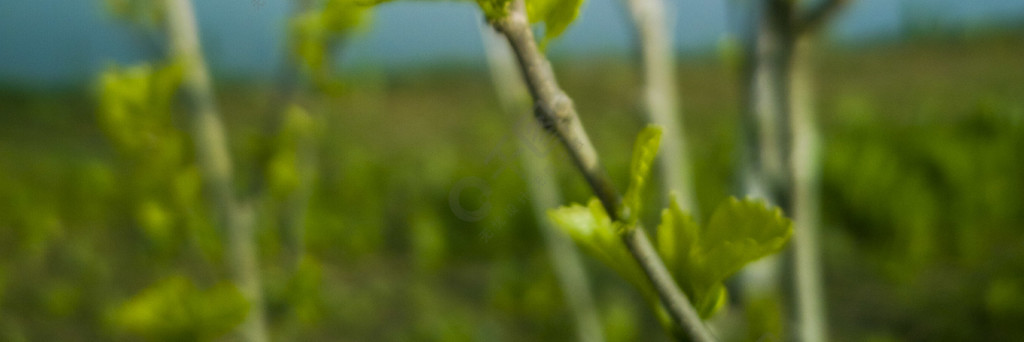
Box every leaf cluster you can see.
[549,125,793,321]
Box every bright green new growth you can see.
[351,0,582,45]
[621,125,662,226]
[474,0,585,45]
[525,0,585,45]
[291,0,370,91]
[96,62,222,259]
[548,198,648,288]
[109,276,249,340]
[267,105,318,199]
[97,62,183,153]
[550,126,794,321]
[658,195,793,318]
[548,125,665,289]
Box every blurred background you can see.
[1,0,1023,341]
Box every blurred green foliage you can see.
[108,276,248,340]
[290,0,371,92]
[0,31,1022,341]
[103,0,165,27]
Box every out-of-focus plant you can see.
[290,0,370,92]
[108,276,248,341]
[96,62,217,258]
[265,105,318,201]
[103,0,165,27]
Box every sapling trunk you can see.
[736,3,791,340]
[162,0,269,341]
[734,1,848,341]
[788,35,827,342]
[621,0,698,214]
[738,0,792,206]
[489,1,715,340]
[478,23,605,342]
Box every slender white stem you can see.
[163,1,268,341]
[789,36,827,342]
[736,2,789,324]
[621,0,698,214]
[736,1,847,341]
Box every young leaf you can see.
[621,124,662,225]
[473,0,584,45]
[548,197,647,289]
[526,0,585,45]
[701,197,793,288]
[656,196,793,318]
[656,193,699,282]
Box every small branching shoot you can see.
[550,125,793,324]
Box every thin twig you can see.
[478,22,605,342]
[490,1,715,340]
[790,2,850,340]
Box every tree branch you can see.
[490,1,715,340]
[478,22,605,342]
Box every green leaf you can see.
[621,124,662,225]
[656,193,699,282]
[656,196,792,318]
[548,198,647,289]
[526,0,585,45]
[701,197,793,286]
[473,0,585,45]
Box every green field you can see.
[1,31,1023,341]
